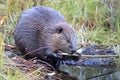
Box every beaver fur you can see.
[14,6,77,67]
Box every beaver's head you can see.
[46,23,77,54]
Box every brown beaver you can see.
[14,6,77,69]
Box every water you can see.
[60,65,120,80]
[58,45,120,80]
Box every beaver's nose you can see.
[69,45,73,48]
[71,49,76,54]
[69,45,76,54]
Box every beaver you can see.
[14,6,77,69]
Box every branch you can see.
[61,53,119,58]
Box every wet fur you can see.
[14,6,77,65]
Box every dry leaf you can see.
[0,16,7,25]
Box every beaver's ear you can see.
[56,27,63,34]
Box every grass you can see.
[0,32,24,80]
[3,0,120,46]
[0,32,4,80]
[0,0,120,80]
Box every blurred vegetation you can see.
[0,0,120,80]
[0,0,119,45]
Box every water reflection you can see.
[60,65,120,80]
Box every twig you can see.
[61,53,119,58]
[22,47,47,58]
[81,55,119,58]
[3,43,16,50]
[86,69,119,80]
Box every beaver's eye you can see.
[67,40,70,43]
[56,27,63,34]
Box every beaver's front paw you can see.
[45,49,62,59]
[51,52,62,59]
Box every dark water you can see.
[58,45,120,80]
[60,65,120,80]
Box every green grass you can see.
[3,0,120,46]
[0,0,120,80]
[0,32,4,79]
[0,32,24,80]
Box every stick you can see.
[86,70,118,80]
[61,53,119,58]
[81,55,119,58]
